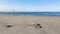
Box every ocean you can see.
[0,12,60,16]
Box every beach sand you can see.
[0,15,60,34]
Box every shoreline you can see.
[0,14,60,17]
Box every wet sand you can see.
[0,15,60,34]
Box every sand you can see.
[0,15,60,34]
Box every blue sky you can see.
[0,0,60,12]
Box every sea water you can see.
[0,12,60,16]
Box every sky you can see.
[0,0,60,12]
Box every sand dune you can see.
[0,15,60,34]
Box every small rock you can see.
[39,26,42,28]
[6,24,13,27]
[35,24,42,29]
[37,24,41,26]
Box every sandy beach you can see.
[0,15,60,34]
